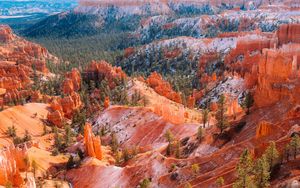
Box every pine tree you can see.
[164,130,174,143]
[165,130,174,156]
[111,133,119,153]
[54,127,62,150]
[191,164,200,175]
[202,108,209,128]
[264,141,279,169]
[290,134,300,159]
[197,126,204,142]
[233,149,255,188]
[23,130,32,142]
[216,177,225,187]
[6,125,17,138]
[139,178,151,188]
[216,94,228,134]
[65,125,72,146]
[254,154,270,188]
[242,92,254,115]
[66,155,75,170]
[175,140,181,158]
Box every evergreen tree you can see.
[216,94,228,134]
[216,177,225,187]
[139,178,151,188]
[23,130,32,142]
[164,130,174,143]
[6,125,17,137]
[242,92,254,115]
[233,149,255,188]
[175,140,181,158]
[184,182,192,188]
[197,126,204,142]
[66,155,75,170]
[111,133,119,153]
[264,141,279,169]
[65,125,72,146]
[254,154,270,188]
[290,134,300,159]
[123,148,130,162]
[191,164,200,175]
[202,108,209,128]
[165,130,174,156]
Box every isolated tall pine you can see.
[202,108,209,128]
[233,149,255,188]
[254,154,270,188]
[216,94,228,134]
[290,134,300,159]
[242,92,254,115]
[264,141,279,169]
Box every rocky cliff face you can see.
[0,145,28,187]
[47,92,82,127]
[62,68,81,95]
[254,43,300,107]
[0,25,58,106]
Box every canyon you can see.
[1,1,300,188]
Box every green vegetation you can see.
[202,108,209,128]
[6,125,17,137]
[233,149,255,188]
[216,177,225,187]
[254,154,270,188]
[233,143,280,188]
[139,178,151,188]
[242,92,254,115]
[197,126,204,142]
[165,130,175,156]
[264,141,279,169]
[216,94,228,134]
[191,163,200,175]
[289,134,300,159]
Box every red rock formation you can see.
[124,47,135,58]
[0,25,14,43]
[104,96,110,109]
[83,60,126,89]
[62,68,81,95]
[277,24,300,46]
[84,123,102,160]
[47,92,82,127]
[0,25,58,105]
[0,145,28,186]
[47,110,64,128]
[147,72,182,103]
[163,48,182,59]
[254,44,300,107]
[255,121,273,138]
[225,34,276,76]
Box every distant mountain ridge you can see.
[0,0,77,31]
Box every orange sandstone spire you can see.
[84,123,102,160]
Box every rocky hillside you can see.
[2,2,300,188]
[22,0,300,38]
